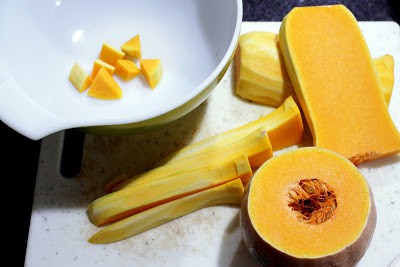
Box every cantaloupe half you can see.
[240,147,376,267]
[279,4,400,165]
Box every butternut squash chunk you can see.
[87,68,122,100]
[373,54,394,105]
[89,178,244,244]
[155,96,303,168]
[68,62,93,93]
[279,4,400,164]
[121,34,142,58]
[91,59,115,79]
[140,59,163,89]
[99,43,125,66]
[115,59,141,81]
[240,147,376,267]
[88,154,251,226]
[113,126,272,191]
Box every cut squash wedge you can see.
[87,68,122,100]
[373,54,395,105]
[279,4,400,164]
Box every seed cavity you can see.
[288,179,337,224]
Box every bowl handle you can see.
[0,75,65,140]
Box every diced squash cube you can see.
[115,59,141,81]
[68,62,93,93]
[121,34,142,58]
[91,59,115,79]
[87,68,122,100]
[99,43,125,66]
[140,59,163,89]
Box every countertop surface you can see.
[2,0,399,266]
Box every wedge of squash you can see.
[121,34,142,58]
[89,178,244,244]
[87,68,122,100]
[68,62,93,93]
[99,43,125,66]
[240,147,376,266]
[113,126,272,191]
[140,59,163,89]
[279,4,400,164]
[88,154,251,226]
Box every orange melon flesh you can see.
[241,147,376,266]
[279,5,400,165]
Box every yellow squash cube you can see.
[91,59,115,79]
[121,34,141,58]
[68,62,93,93]
[99,43,125,66]
[140,59,163,89]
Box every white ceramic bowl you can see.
[0,0,242,140]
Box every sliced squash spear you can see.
[88,154,252,226]
[88,178,244,244]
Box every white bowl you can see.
[0,0,242,140]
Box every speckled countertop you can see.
[2,1,399,266]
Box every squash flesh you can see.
[279,5,400,164]
[241,147,376,267]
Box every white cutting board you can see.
[25,22,400,267]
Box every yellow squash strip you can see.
[88,178,244,244]
[121,34,142,58]
[88,155,251,226]
[87,68,122,100]
[373,54,395,105]
[68,62,93,93]
[99,43,125,66]
[113,126,271,191]
[156,96,303,168]
[115,59,141,81]
[279,4,400,164]
[91,59,115,79]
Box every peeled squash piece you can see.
[235,30,395,107]
[279,4,400,165]
[240,147,376,267]
[140,59,163,89]
[373,54,395,105]
[87,68,122,100]
[89,178,244,244]
[68,62,93,93]
[88,154,251,226]
[156,95,303,168]
[235,31,294,107]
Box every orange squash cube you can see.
[88,68,122,100]
[99,43,125,66]
[121,34,141,58]
[91,59,115,79]
[115,59,141,81]
[140,59,163,89]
